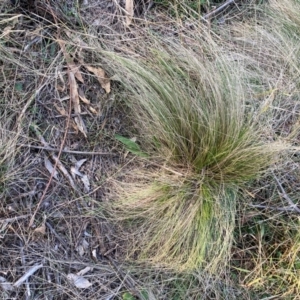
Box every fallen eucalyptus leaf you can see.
[13,264,43,287]
[0,276,14,291]
[75,158,87,170]
[84,65,110,93]
[67,274,92,289]
[44,157,59,180]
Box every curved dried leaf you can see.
[85,65,110,93]
[44,157,59,180]
[0,276,14,291]
[75,158,87,170]
[67,274,92,289]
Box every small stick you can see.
[13,264,43,288]
[45,221,69,249]
[17,144,114,155]
[0,214,31,224]
[273,173,300,213]
[29,125,77,190]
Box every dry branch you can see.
[13,264,43,288]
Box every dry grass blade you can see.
[99,29,284,272]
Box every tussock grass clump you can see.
[103,37,280,272]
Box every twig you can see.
[203,0,235,20]
[51,112,89,118]
[13,264,43,288]
[15,83,48,138]
[273,173,300,213]
[0,214,31,224]
[52,154,77,189]
[112,0,131,16]
[10,189,37,200]
[250,174,300,214]
[29,125,77,189]
[17,144,115,155]
[20,246,31,298]
[249,204,299,213]
[45,221,69,249]
[107,256,136,290]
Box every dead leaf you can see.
[76,239,89,257]
[75,158,87,170]
[44,157,59,180]
[71,159,87,178]
[57,39,84,83]
[33,223,46,235]
[51,154,77,190]
[88,106,97,114]
[75,117,87,137]
[78,88,90,104]
[92,249,97,260]
[70,159,90,192]
[1,26,12,39]
[54,103,67,116]
[84,65,110,94]
[125,0,134,26]
[78,88,98,114]
[68,70,87,137]
[67,274,92,289]
[77,244,85,256]
[70,64,84,83]
[68,70,81,114]
[81,175,90,193]
[13,264,43,287]
[71,166,83,178]
[58,39,87,136]
[0,276,14,291]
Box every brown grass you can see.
[0,0,300,299]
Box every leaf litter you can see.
[3,0,297,299]
[0,2,147,299]
[67,267,93,289]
